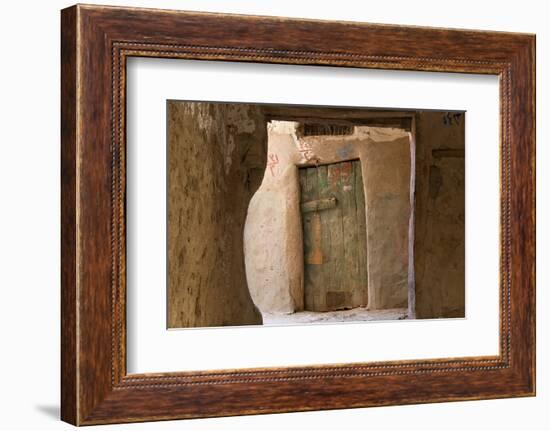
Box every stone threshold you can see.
[262,307,408,325]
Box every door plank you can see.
[316,165,331,311]
[326,163,345,309]
[301,167,321,310]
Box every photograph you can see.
[166,101,465,329]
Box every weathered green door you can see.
[299,160,368,311]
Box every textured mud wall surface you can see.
[245,122,411,314]
[167,101,266,328]
[414,111,465,318]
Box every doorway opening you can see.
[244,110,415,325]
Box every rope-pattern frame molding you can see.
[109,41,513,388]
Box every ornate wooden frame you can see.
[61,4,535,425]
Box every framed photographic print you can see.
[61,4,535,425]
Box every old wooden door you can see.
[299,160,368,311]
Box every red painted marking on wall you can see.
[329,166,341,187]
[341,162,352,184]
[267,153,280,177]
